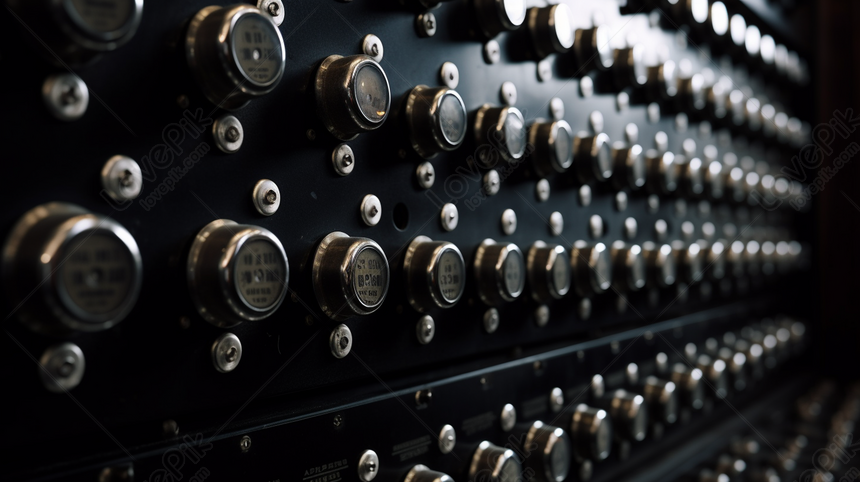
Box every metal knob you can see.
[312,232,390,320]
[529,120,574,177]
[188,219,289,327]
[677,73,706,112]
[570,404,613,462]
[315,54,392,140]
[600,389,648,442]
[704,159,724,199]
[612,144,646,191]
[522,421,571,482]
[679,157,706,197]
[670,363,705,410]
[727,240,746,277]
[642,242,677,288]
[611,242,647,292]
[718,347,748,392]
[403,465,453,482]
[2,203,142,335]
[527,4,575,58]
[474,239,526,306]
[575,133,613,183]
[705,76,730,121]
[613,45,647,89]
[404,236,466,312]
[473,0,527,38]
[574,26,614,71]
[570,242,612,298]
[186,4,285,110]
[641,376,679,425]
[697,354,728,399]
[527,242,571,302]
[700,240,727,280]
[404,86,468,158]
[475,105,528,163]
[469,441,523,482]
[672,241,703,283]
[646,60,677,100]
[646,150,678,195]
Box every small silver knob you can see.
[522,421,572,482]
[475,105,528,163]
[672,241,703,283]
[473,0,527,38]
[677,73,706,111]
[474,239,526,306]
[570,404,613,462]
[641,376,679,424]
[404,236,466,312]
[469,441,523,482]
[613,45,647,89]
[611,242,647,292]
[574,26,614,71]
[670,363,706,410]
[704,159,725,199]
[646,60,678,100]
[315,55,392,140]
[405,86,468,158]
[527,4,575,58]
[600,389,648,442]
[527,242,571,302]
[570,242,612,297]
[575,133,613,183]
[700,240,727,280]
[678,157,706,197]
[612,144,646,191]
[646,150,678,195]
[697,354,728,399]
[529,120,574,177]
[642,242,677,288]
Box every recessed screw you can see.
[264,190,277,205]
[225,126,240,142]
[333,414,343,427]
[267,3,279,15]
[333,144,355,176]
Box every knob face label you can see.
[232,14,283,85]
[437,249,464,302]
[60,232,135,316]
[69,0,134,33]
[233,239,286,310]
[354,64,389,123]
[438,93,467,146]
[503,249,526,297]
[352,247,387,306]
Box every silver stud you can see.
[616,92,630,112]
[549,211,564,236]
[579,185,592,207]
[536,179,550,202]
[213,115,244,153]
[252,179,280,216]
[501,209,517,235]
[484,169,501,195]
[438,424,456,454]
[591,374,605,398]
[39,342,85,392]
[211,333,242,373]
[549,387,564,413]
[647,102,661,123]
[362,34,383,61]
[332,143,355,176]
[580,76,594,97]
[484,308,500,333]
[625,123,639,144]
[535,305,550,327]
[42,73,89,121]
[483,40,501,64]
[577,298,592,320]
[500,403,517,431]
[654,219,668,241]
[416,161,435,188]
[440,62,459,88]
[257,0,284,26]
[330,324,352,359]
[682,138,697,158]
[416,315,435,345]
[550,97,564,120]
[654,131,669,153]
[441,203,459,231]
[500,81,517,106]
[589,110,604,133]
[589,214,604,238]
[358,450,380,482]
[624,217,638,239]
[647,194,660,213]
[101,155,142,202]
[416,12,437,37]
[537,59,552,82]
[615,191,628,211]
[626,362,639,385]
[361,194,382,226]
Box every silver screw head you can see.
[579,185,592,207]
[416,161,435,188]
[654,131,669,153]
[500,81,517,106]
[624,217,638,239]
[549,387,564,413]
[648,102,661,123]
[440,203,459,231]
[416,315,435,345]
[361,194,382,226]
[549,211,564,236]
[440,62,459,89]
[617,92,630,112]
[501,209,517,235]
[483,308,500,333]
[417,12,437,37]
[589,214,604,238]
[252,179,280,216]
[257,0,284,25]
[363,34,383,61]
[101,155,142,202]
[537,59,552,82]
[500,403,517,431]
[591,374,605,398]
[330,324,352,359]
[615,191,628,211]
[43,73,89,121]
[213,115,244,153]
[484,169,501,196]
[211,333,243,373]
[590,110,605,133]
[438,424,456,454]
[39,342,85,392]
[483,40,501,64]
[580,76,594,97]
[358,450,380,482]
[647,194,661,213]
[550,97,565,120]
[535,305,550,327]
[332,143,355,176]
[536,179,550,201]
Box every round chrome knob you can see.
[672,241,703,283]
[611,242,646,292]
[475,239,526,306]
[315,55,392,140]
[575,133,613,183]
[2,202,142,334]
[570,242,612,297]
[522,421,571,482]
[473,0,527,38]
[570,404,613,462]
[601,389,648,442]
[404,236,466,312]
[670,363,705,410]
[186,5,285,110]
[612,144,646,191]
[469,441,523,482]
[188,219,289,327]
[613,45,647,89]
[405,86,468,158]
[527,242,571,302]
[641,376,679,424]
[529,120,574,177]
[646,60,677,100]
[646,150,678,195]
[475,105,528,163]
[403,465,453,482]
[678,157,706,196]
[527,4,574,58]
[575,26,614,71]
[642,242,677,288]
[312,232,390,320]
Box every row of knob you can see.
[3,203,804,335]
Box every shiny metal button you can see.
[316,55,392,140]
[600,389,648,442]
[403,465,453,482]
[575,133,613,183]
[575,26,614,71]
[530,120,574,176]
[2,202,142,334]
[641,376,678,424]
[611,242,646,292]
[528,4,574,58]
[612,144,646,191]
[404,236,466,312]
[522,421,571,482]
[571,241,612,297]
[405,86,468,158]
[186,4,285,110]
[475,105,528,163]
[670,364,705,410]
[570,404,612,462]
[473,0,527,38]
[527,242,571,302]
[475,239,526,306]
[469,441,523,482]
[312,232,390,320]
[642,242,677,288]
[646,150,678,194]
[188,219,289,327]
